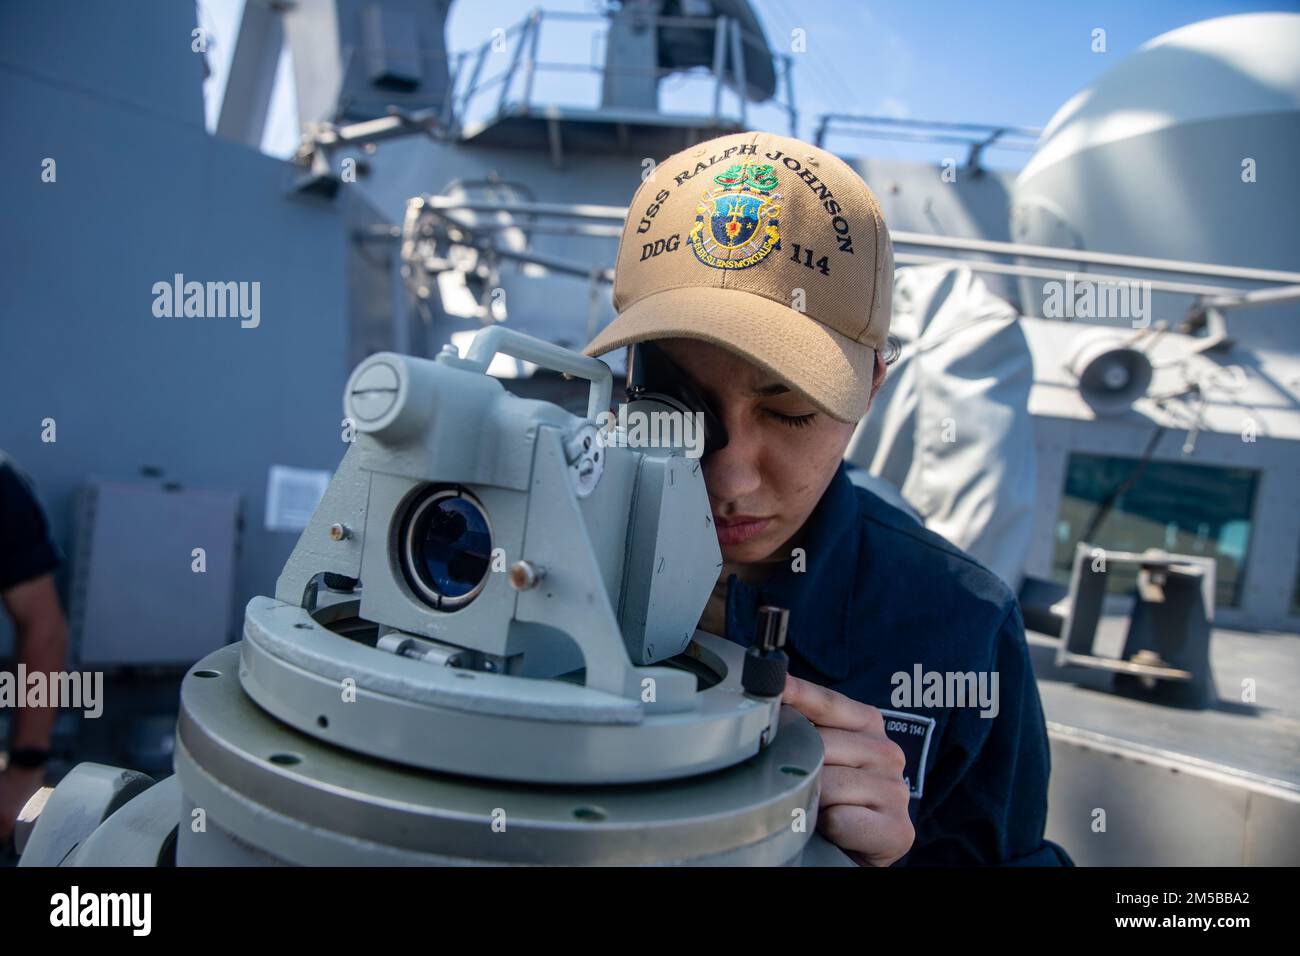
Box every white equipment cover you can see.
[845,265,1036,590]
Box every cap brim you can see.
[584,286,874,423]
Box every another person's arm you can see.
[1,575,68,841]
[0,460,68,844]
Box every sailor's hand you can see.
[0,765,44,846]
[781,674,914,866]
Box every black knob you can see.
[743,606,789,697]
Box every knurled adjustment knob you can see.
[742,605,789,698]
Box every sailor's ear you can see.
[868,348,888,406]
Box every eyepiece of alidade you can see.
[742,605,789,698]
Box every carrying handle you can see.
[464,326,613,421]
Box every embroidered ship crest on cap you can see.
[689,160,782,271]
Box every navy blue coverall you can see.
[719,462,1073,865]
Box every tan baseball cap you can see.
[584,130,894,423]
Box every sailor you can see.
[586,131,1072,866]
[0,452,68,853]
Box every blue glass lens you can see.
[414,495,490,599]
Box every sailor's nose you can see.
[703,418,763,503]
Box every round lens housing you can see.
[400,487,492,610]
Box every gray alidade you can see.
[19,328,842,866]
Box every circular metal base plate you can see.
[239,596,779,784]
[177,644,824,866]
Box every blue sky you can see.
[201,0,1298,162]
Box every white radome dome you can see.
[1011,13,1300,346]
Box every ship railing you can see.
[890,231,1300,333]
[814,114,1042,171]
[448,7,798,137]
[402,194,1300,337]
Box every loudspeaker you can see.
[1069,333,1153,414]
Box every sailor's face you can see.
[656,338,870,564]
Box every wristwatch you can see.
[7,747,51,769]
